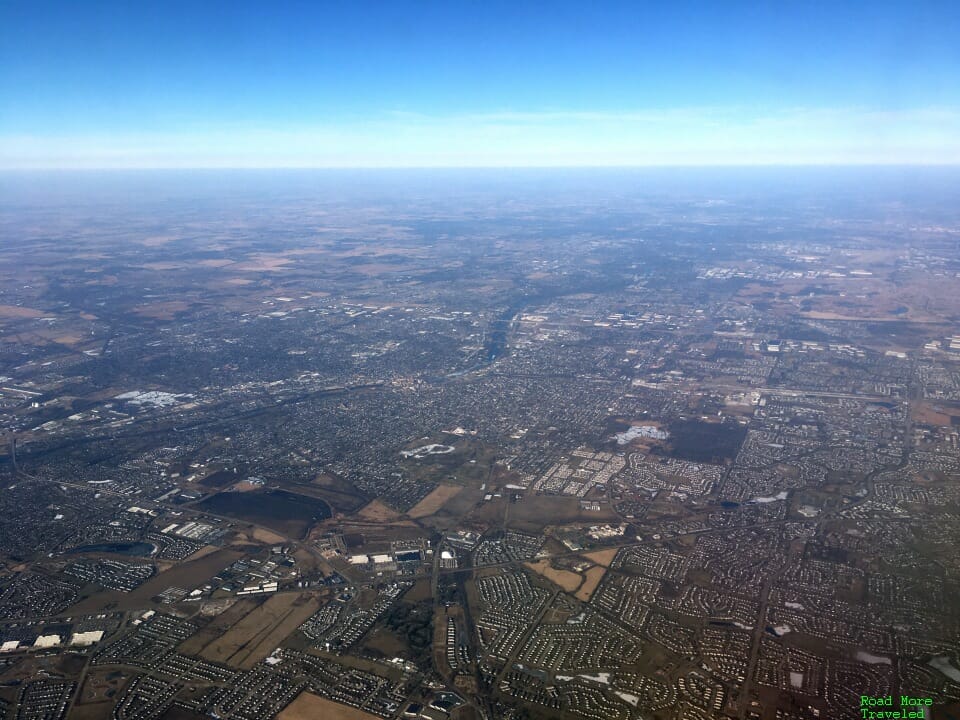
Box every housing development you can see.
[0,171,958,720]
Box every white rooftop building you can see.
[70,630,104,646]
[33,634,61,649]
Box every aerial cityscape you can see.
[2,1,959,719]
[0,168,957,720]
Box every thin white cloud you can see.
[2,106,959,168]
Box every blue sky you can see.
[1,0,958,167]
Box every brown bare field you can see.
[913,402,958,427]
[0,304,46,318]
[132,301,192,319]
[198,597,239,617]
[582,548,618,567]
[13,327,92,347]
[355,499,402,522]
[178,598,259,656]
[279,692,380,720]
[50,333,86,346]
[574,565,607,602]
[362,627,406,656]
[408,484,463,518]
[350,262,419,275]
[68,703,116,720]
[332,244,420,259]
[250,527,288,545]
[198,592,321,669]
[181,544,219,562]
[525,560,582,593]
[501,495,620,532]
[800,311,897,321]
[293,548,329,578]
[404,578,432,603]
[234,255,293,271]
[139,235,177,247]
[733,272,960,325]
[140,261,186,271]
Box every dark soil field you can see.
[198,489,332,538]
[199,470,239,488]
[661,419,747,463]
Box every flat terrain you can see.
[197,592,321,669]
[278,692,381,720]
[2,170,959,720]
[408,484,463,518]
[198,489,331,539]
[355,499,403,522]
[178,597,259,656]
[65,548,245,613]
[582,548,618,567]
[573,565,607,602]
[525,559,582,593]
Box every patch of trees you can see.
[384,601,433,662]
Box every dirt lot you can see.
[249,527,288,545]
[404,578,432,603]
[574,565,607,602]
[197,592,321,669]
[913,401,959,427]
[416,488,486,531]
[278,691,380,720]
[355,499,402,522]
[525,559,582,593]
[407,484,463,518]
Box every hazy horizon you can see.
[2,1,959,168]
